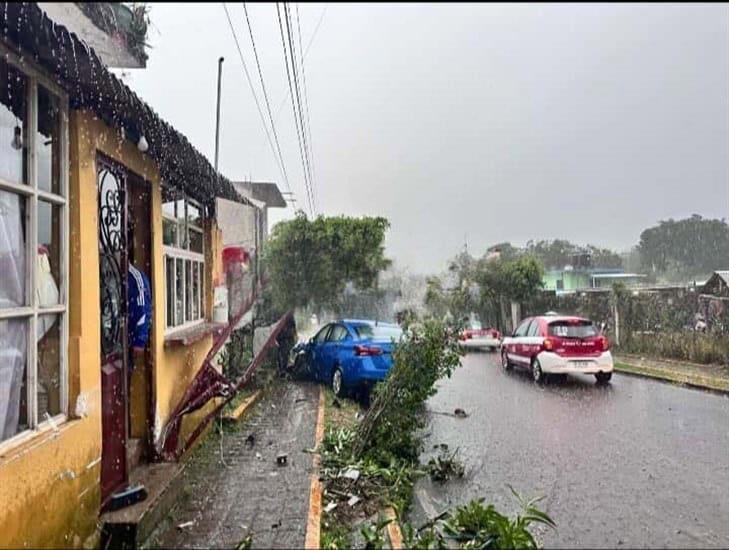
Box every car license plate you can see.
[571,361,591,368]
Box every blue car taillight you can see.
[354,345,383,356]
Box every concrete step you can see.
[100,462,184,549]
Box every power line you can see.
[284,3,316,213]
[295,3,318,213]
[276,2,315,216]
[276,2,312,215]
[252,3,327,170]
[222,3,291,194]
[271,3,327,135]
[241,2,292,195]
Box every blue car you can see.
[293,319,403,397]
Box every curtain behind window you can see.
[0,190,26,440]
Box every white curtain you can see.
[0,190,26,441]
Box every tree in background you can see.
[524,239,623,269]
[524,239,575,268]
[424,251,544,331]
[486,242,521,261]
[472,255,544,329]
[497,255,545,303]
[585,245,623,269]
[424,276,450,320]
[262,213,391,314]
[638,215,729,281]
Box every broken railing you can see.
[155,287,293,461]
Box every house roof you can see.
[233,181,287,208]
[545,267,625,275]
[715,271,729,285]
[1,2,247,210]
[590,273,647,279]
[702,271,729,295]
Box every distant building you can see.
[543,267,647,293]
[701,271,729,298]
[215,182,286,318]
[216,181,286,253]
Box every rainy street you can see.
[412,352,729,549]
[2,3,729,548]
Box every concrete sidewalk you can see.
[615,354,729,393]
[145,381,320,549]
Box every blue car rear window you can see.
[353,324,403,340]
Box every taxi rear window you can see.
[548,320,598,338]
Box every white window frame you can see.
[163,193,205,335]
[0,44,69,453]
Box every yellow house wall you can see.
[0,108,225,547]
[151,190,225,446]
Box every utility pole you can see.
[214,56,224,171]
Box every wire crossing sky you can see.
[123,3,729,273]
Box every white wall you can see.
[216,197,258,250]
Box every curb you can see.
[614,363,729,394]
[305,386,326,549]
[384,507,403,549]
[222,390,262,422]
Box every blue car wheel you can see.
[332,367,345,397]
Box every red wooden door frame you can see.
[97,155,130,508]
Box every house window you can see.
[0,55,68,448]
[163,192,205,332]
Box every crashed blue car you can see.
[293,319,403,397]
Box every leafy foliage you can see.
[638,215,729,280]
[360,515,393,550]
[486,242,521,262]
[262,213,391,314]
[402,522,447,549]
[424,252,544,330]
[524,239,623,269]
[621,332,729,365]
[424,277,451,320]
[401,490,555,549]
[426,446,465,483]
[471,256,544,330]
[217,326,253,380]
[495,256,545,304]
[319,424,419,531]
[234,534,253,550]
[321,521,351,550]
[442,489,556,549]
[354,320,462,463]
[319,320,461,539]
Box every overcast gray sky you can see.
[123,3,729,273]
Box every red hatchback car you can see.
[500,315,613,384]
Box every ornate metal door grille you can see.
[98,158,128,357]
[97,155,129,505]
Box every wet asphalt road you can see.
[411,352,729,548]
